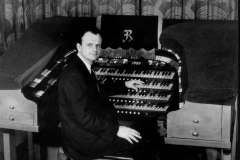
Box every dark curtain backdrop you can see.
[0,0,238,56]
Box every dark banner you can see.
[101,15,158,50]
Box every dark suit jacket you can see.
[58,55,127,159]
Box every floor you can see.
[12,118,210,160]
[14,139,209,160]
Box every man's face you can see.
[77,31,102,65]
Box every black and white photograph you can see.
[0,1,238,160]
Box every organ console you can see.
[0,15,184,160]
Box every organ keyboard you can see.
[93,48,181,118]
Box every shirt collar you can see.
[77,53,92,73]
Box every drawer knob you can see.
[192,132,199,137]
[193,120,199,123]
[10,106,14,109]
[9,116,14,121]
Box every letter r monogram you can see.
[122,30,133,42]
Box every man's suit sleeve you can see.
[61,73,119,142]
[100,79,128,96]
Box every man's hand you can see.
[117,126,142,144]
[125,80,144,91]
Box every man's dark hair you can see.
[76,27,102,45]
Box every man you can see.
[58,27,144,160]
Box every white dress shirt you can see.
[77,52,92,74]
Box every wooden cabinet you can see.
[0,90,39,132]
[0,90,41,160]
[165,101,233,149]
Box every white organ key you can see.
[99,68,105,75]
[164,106,169,111]
[113,69,118,75]
[106,68,111,75]
[166,95,171,100]
[140,71,144,77]
[35,90,44,97]
[132,70,137,77]
[170,72,175,79]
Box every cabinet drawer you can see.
[0,110,34,125]
[0,90,37,114]
[168,103,222,127]
[169,124,221,141]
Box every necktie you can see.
[90,67,102,95]
[90,67,97,80]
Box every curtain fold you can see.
[0,0,238,56]
[141,0,238,20]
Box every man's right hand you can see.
[117,126,142,144]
